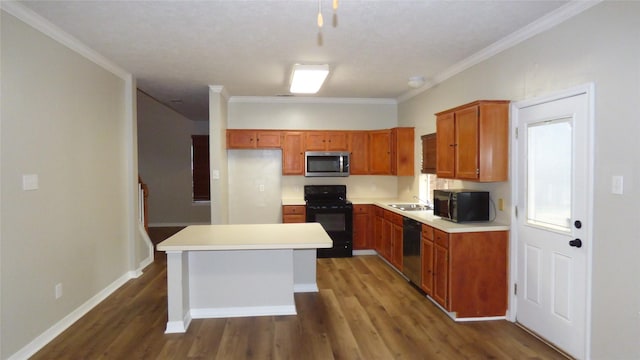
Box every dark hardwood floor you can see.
[31,228,565,359]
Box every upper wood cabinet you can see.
[226,127,414,176]
[369,128,415,176]
[227,130,281,149]
[305,131,348,151]
[368,130,392,175]
[282,131,305,175]
[435,100,509,182]
[391,127,414,176]
[421,133,437,174]
[348,131,369,175]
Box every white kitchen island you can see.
[156,223,332,333]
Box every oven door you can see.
[306,205,353,257]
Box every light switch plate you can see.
[211,170,220,180]
[611,175,624,195]
[22,174,39,191]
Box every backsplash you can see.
[281,175,398,200]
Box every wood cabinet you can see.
[373,206,385,255]
[227,130,281,149]
[421,133,437,174]
[432,229,450,308]
[348,131,369,175]
[391,127,414,176]
[227,127,414,176]
[305,131,348,151]
[281,132,305,175]
[435,100,509,181]
[368,130,392,174]
[353,204,372,250]
[369,128,415,176]
[374,206,403,270]
[428,228,508,318]
[421,224,434,295]
[282,205,306,223]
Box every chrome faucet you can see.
[413,195,432,207]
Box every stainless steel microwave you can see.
[305,151,350,177]
[433,189,490,222]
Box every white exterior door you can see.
[513,87,592,359]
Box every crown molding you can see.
[228,96,397,105]
[1,1,130,80]
[397,0,602,103]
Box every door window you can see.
[526,119,572,232]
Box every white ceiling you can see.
[19,0,574,121]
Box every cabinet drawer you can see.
[353,204,370,214]
[283,214,306,223]
[422,224,434,240]
[283,205,305,215]
[434,229,449,248]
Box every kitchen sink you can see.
[388,203,432,211]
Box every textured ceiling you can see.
[20,0,571,121]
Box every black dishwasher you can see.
[402,218,422,286]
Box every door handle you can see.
[569,239,582,248]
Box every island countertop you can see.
[156,223,333,252]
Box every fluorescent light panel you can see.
[290,64,329,94]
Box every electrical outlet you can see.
[497,198,504,211]
[55,283,63,299]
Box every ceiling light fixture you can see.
[290,64,330,94]
[317,0,338,28]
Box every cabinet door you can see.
[373,210,385,254]
[256,131,281,148]
[421,237,434,295]
[369,130,391,174]
[353,205,371,250]
[348,131,369,174]
[433,243,449,309]
[227,130,257,149]
[304,132,326,151]
[326,131,348,151]
[391,127,414,176]
[282,132,305,175]
[436,113,456,178]
[390,223,403,270]
[455,105,480,180]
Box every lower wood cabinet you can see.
[372,206,403,271]
[282,205,306,223]
[421,224,434,297]
[353,204,372,250]
[425,228,509,318]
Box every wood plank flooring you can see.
[31,231,566,359]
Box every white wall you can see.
[1,10,134,358]
[137,90,210,226]
[398,2,640,358]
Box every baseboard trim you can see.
[191,305,297,320]
[164,313,193,334]
[294,283,319,293]
[8,271,135,360]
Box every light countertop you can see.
[282,198,510,233]
[156,223,333,251]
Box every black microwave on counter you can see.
[433,189,490,223]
